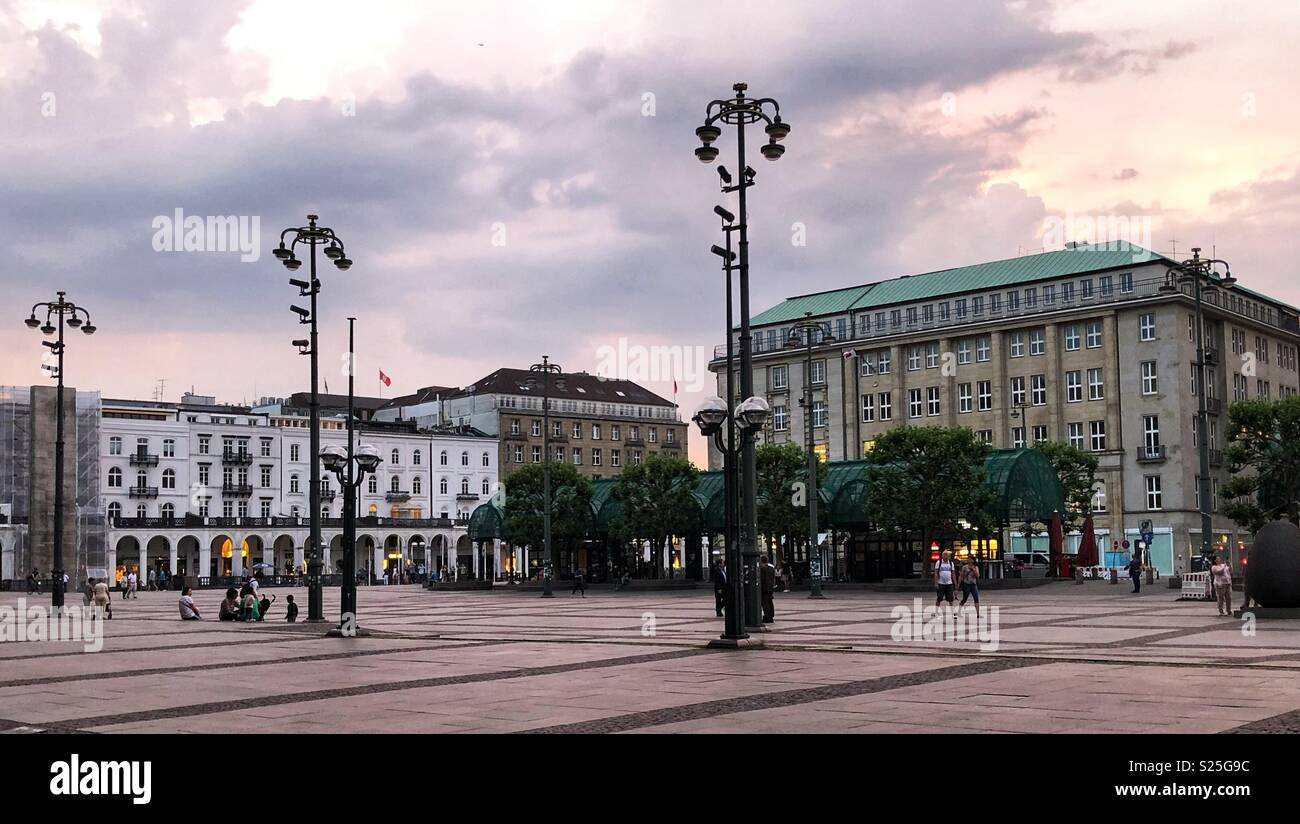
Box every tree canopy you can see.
[1222,396,1300,531]
[1034,440,1100,532]
[610,454,700,576]
[755,442,828,550]
[502,462,594,568]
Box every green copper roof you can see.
[751,242,1170,325]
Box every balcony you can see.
[625,437,646,447]
[222,449,253,465]
[128,452,159,467]
[386,490,411,502]
[222,483,253,497]
[455,492,480,502]
[1134,445,1167,463]
[659,440,681,449]
[128,485,159,499]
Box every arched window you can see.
[322,506,330,520]
[136,504,147,519]
[161,503,175,520]
[368,476,378,494]
[413,449,422,466]
[108,502,121,521]
[461,451,469,467]
[162,468,176,489]
[412,477,422,494]
[291,505,300,517]
[368,504,378,516]
[482,479,491,496]
[289,475,300,494]
[391,448,400,465]
[439,477,448,495]
[108,467,122,488]
[482,451,490,467]
[460,478,470,495]
[440,451,448,466]
[390,476,401,493]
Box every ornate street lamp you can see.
[319,317,382,635]
[274,214,352,622]
[787,312,836,598]
[1160,247,1235,564]
[24,291,96,610]
[527,357,565,597]
[695,82,789,629]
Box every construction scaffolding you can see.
[0,386,32,580]
[76,390,104,579]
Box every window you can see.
[198,465,209,486]
[1031,375,1046,405]
[109,436,122,455]
[163,439,175,458]
[774,405,789,430]
[413,449,422,466]
[510,419,520,435]
[289,443,299,462]
[955,299,967,319]
[612,425,621,440]
[977,381,992,411]
[1139,313,1155,341]
[1120,272,1133,293]
[1092,481,1107,513]
[440,450,449,465]
[1141,361,1158,395]
[976,430,993,444]
[907,306,918,326]
[1081,278,1094,299]
[1066,370,1082,402]
[771,365,788,390]
[976,336,990,362]
[938,302,950,321]
[259,466,271,487]
[108,467,122,488]
[461,451,469,467]
[909,388,923,419]
[811,360,827,384]
[878,392,892,421]
[1064,325,1080,351]
[199,436,210,455]
[1100,275,1113,297]
[958,383,972,413]
[926,387,940,417]
[513,445,524,463]
[611,449,621,467]
[907,347,922,371]
[1087,368,1104,400]
[592,424,601,440]
[1012,427,1025,449]
[1086,320,1102,348]
[1061,282,1075,303]
[1010,377,1026,406]
[1143,415,1161,454]
[860,396,874,422]
[1029,329,1045,355]
[1009,332,1025,358]
[390,476,401,493]
[260,439,272,457]
[530,420,541,437]
[572,422,582,439]
[1032,425,1048,444]
[439,477,448,494]
[1090,420,1107,452]
[990,293,1003,313]
[531,446,541,464]
[289,475,300,494]
[161,469,175,490]
[412,476,422,495]
[924,343,939,369]
[592,448,602,466]
[482,479,491,496]
[551,421,562,438]
[1145,475,1163,510]
[368,476,378,494]
[1043,284,1056,305]
[482,452,490,467]
[813,400,827,427]
[572,448,582,465]
[877,349,891,374]
[972,296,984,316]
[1068,422,1084,449]
[1025,288,1037,308]
[957,340,972,364]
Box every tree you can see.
[1034,441,1100,531]
[1221,396,1300,531]
[755,442,828,564]
[861,426,993,575]
[502,462,594,575]
[611,454,699,577]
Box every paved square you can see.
[3,582,1298,733]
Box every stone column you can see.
[231,536,244,578]
[168,542,178,579]
[198,545,210,579]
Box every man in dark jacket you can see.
[712,558,726,617]
[1128,555,1143,593]
[760,554,776,623]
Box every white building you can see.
[100,392,502,584]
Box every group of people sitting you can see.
[175,571,299,623]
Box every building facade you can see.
[375,368,689,482]
[710,243,1300,576]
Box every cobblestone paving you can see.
[2,582,1298,733]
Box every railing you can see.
[713,272,1300,361]
[222,483,253,497]
[110,515,466,530]
[1135,445,1166,463]
[455,492,480,502]
[660,440,681,449]
[128,485,159,499]
[625,438,645,446]
[221,450,253,465]
[129,453,159,466]
[386,491,411,502]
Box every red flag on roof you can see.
[379,370,391,387]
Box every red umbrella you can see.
[1048,511,1065,577]
[1076,514,1099,568]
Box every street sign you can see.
[810,559,822,579]
[1141,530,1154,545]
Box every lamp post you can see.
[24,292,96,610]
[787,312,835,599]
[273,215,352,622]
[695,82,789,628]
[1009,400,1031,447]
[1160,247,1235,564]
[319,318,382,635]
[528,357,564,597]
[693,394,770,642]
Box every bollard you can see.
[1146,567,1154,585]
[1109,567,1118,585]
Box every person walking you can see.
[934,550,957,608]
[958,557,980,615]
[126,569,138,599]
[760,554,777,623]
[146,567,156,592]
[1210,555,1233,616]
[1128,553,1143,593]
[712,558,727,617]
[571,569,586,597]
[91,578,111,619]
[27,568,40,594]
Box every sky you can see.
[2,0,1298,468]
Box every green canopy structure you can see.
[467,500,505,541]
[981,448,1065,526]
